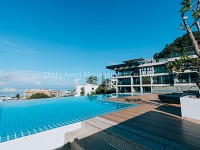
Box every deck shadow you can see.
[60,110,200,150]
[155,105,182,117]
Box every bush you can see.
[105,88,116,94]
[95,86,116,94]
[95,86,106,94]
[15,94,20,99]
[29,93,50,99]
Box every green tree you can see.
[178,0,200,88]
[80,87,85,96]
[180,0,200,57]
[29,93,50,99]
[95,86,106,94]
[15,94,20,99]
[50,94,56,97]
[153,32,200,59]
[166,54,199,87]
[86,75,98,85]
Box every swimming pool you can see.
[0,95,137,143]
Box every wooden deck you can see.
[101,94,200,150]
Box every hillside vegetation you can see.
[153,32,200,59]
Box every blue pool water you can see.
[0,95,137,143]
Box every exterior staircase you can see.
[59,117,191,150]
[59,117,147,150]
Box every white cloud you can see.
[0,39,38,55]
[0,70,78,88]
[0,70,44,87]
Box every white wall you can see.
[76,84,98,96]
[180,96,200,120]
[0,122,82,150]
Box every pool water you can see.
[0,95,138,143]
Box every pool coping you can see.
[0,122,82,150]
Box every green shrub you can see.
[29,93,50,99]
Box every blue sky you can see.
[0,0,187,89]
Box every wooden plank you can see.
[101,102,200,149]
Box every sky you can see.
[0,0,188,89]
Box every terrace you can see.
[60,94,200,150]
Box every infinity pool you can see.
[0,95,137,143]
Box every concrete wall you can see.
[0,122,82,150]
[152,85,198,93]
[181,96,200,120]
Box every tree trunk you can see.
[182,13,200,57]
[195,21,200,32]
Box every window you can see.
[143,87,151,93]
[112,81,116,85]
[118,87,131,93]
[118,71,131,76]
[142,76,151,84]
[153,75,170,84]
[162,76,170,84]
[118,78,131,85]
[153,76,162,84]
[177,74,189,83]
[91,88,94,90]
[133,77,140,85]
[141,67,152,75]
[190,73,198,83]
[154,65,167,74]
[133,87,140,93]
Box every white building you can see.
[76,84,98,96]
[110,77,117,88]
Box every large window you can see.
[190,73,198,83]
[153,75,171,84]
[131,69,140,76]
[143,87,151,93]
[118,78,131,85]
[118,71,131,76]
[118,87,131,93]
[141,67,152,75]
[153,76,162,84]
[133,87,141,93]
[154,65,167,74]
[162,75,170,84]
[177,74,189,83]
[142,76,151,84]
[133,77,140,85]
[118,69,140,77]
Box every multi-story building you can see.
[106,56,199,94]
